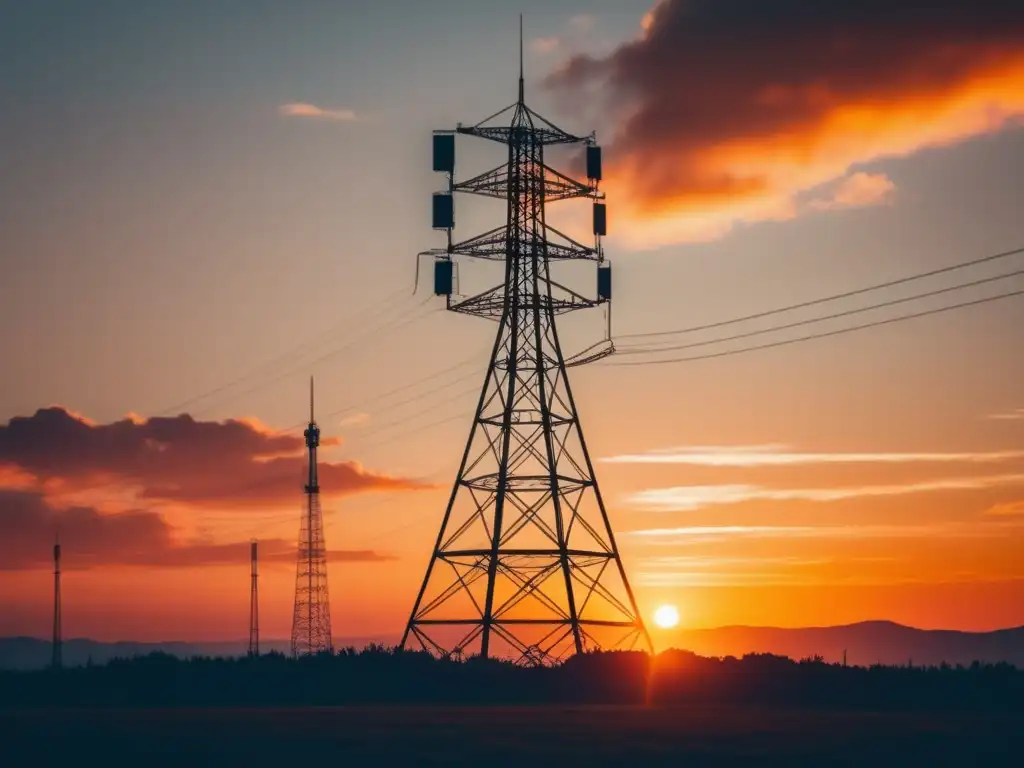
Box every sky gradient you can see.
[2,0,1024,645]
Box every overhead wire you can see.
[192,296,439,418]
[155,286,411,417]
[608,288,1024,367]
[616,268,1024,356]
[617,244,1024,341]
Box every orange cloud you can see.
[985,500,1024,516]
[545,1,1024,248]
[810,172,895,211]
[532,36,560,54]
[0,488,396,571]
[0,407,433,510]
[278,103,358,122]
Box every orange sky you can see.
[2,1,1024,645]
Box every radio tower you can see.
[248,540,259,656]
[401,17,651,665]
[290,377,333,656]
[52,536,62,670]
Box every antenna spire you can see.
[518,14,524,103]
[309,376,315,423]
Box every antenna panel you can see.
[433,193,454,229]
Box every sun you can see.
[653,604,680,629]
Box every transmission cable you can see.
[608,288,1024,367]
[616,268,1024,356]
[193,298,438,417]
[156,287,411,416]
[618,244,1024,340]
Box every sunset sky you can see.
[2,0,1024,646]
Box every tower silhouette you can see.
[290,377,333,656]
[248,539,259,656]
[52,536,61,670]
[401,18,651,664]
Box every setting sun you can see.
[653,604,680,629]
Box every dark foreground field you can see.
[4,705,1023,766]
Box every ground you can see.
[5,705,1022,765]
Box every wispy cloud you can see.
[809,171,896,211]
[568,13,596,33]
[603,444,1024,467]
[531,36,560,54]
[985,500,1024,517]
[339,412,370,428]
[989,408,1024,421]
[627,475,1024,512]
[627,520,1024,542]
[278,103,359,122]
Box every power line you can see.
[616,268,1024,356]
[288,347,486,431]
[193,299,439,418]
[608,288,1024,367]
[617,244,1024,341]
[155,287,411,417]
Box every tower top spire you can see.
[518,13,524,103]
[309,375,315,424]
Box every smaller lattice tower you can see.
[290,377,333,656]
[248,539,259,656]
[52,536,62,670]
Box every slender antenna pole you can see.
[52,533,62,670]
[310,376,314,423]
[518,13,524,103]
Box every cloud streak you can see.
[627,474,1024,512]
[809,171,895,211]
[627,520,1024,542]
[0,489,393,571]
[545,0,1024,248]
[603,444,1024,467]
[278,103,358,122]
[989,408,1024,420]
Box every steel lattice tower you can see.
[52,537,61,670]
[290,377,333,656]
[401,19,651,665]
[248,540,259,656]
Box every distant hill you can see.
[2,622,1022,669]
[667,621,1024,668]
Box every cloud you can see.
[568,14,596,33]
[627,521,1023,541]
[278,103,358,122]
[544,0,1024,249]
[988,408,1024,420]
[809,171,895,210]
[0,407,432,510]
[626,474,1024,512]
[532,36,560,54]
[0,489,393,571]
[984,500,1024,516]
[338,412,371,428]
[602,444,1024,467]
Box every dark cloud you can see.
[0,407,432,508]
[0,489,394,570]
[545,0,1024,246]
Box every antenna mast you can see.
[52,535,62,670]
[290,376,333,656]
[518,13,524,103]
[402,17,649,665]
[249,539,259,656]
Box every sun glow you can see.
[653,604,680,629]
